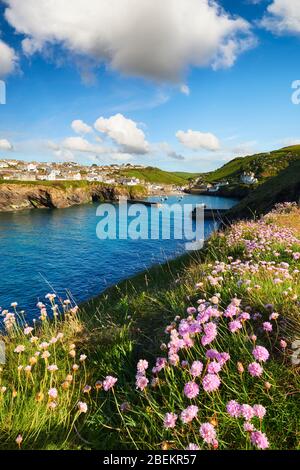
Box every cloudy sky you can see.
[0,0,300,171]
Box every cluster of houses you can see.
[0,159,147,186]
[192,170,258,194]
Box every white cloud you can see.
[61,136,106,154]
[176,129,220,151]
[157,142,185,160]
[0,138,13,151]
[261,0,300,35]
[180,84,190,96]
[4,0,254,82]
[0,39,18,78]
[94,113,149,154]
[71,119,93,135]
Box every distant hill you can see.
[118,166,197,185]
[225,159,300,220]
[201,145,300,184]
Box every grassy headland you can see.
[0,203,299,450]
[201,145,300,185]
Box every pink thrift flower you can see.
[244,422,255,432]
[103,376,117,391]
[240,404,254,421]
[200,423,216,444]
[227,400,241,418]
[216,352,230,365]
[206,349,219,360]
[180,405,198,424]
[252,346,269,362]
[186,443,200,450]
[187,307,197,315]
[152,357,167,374]
[250,431,269,449]
[229,320,243,333]
[248,362,264,377]
[48,388,58,399]
[201,322,218,346]
[184,381,199,399]
[207,361,221,374]
[263,322,272,332]
[135,374,149,391]
[280,340,287,349]
[77,401,88,414]
[137,359,148,374]
[190,361,203,377]
[202,374,221,393]
[164,412,178,429]
[253,404,266,419]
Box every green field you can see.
[118,166,195,185]
[201,145,300,184]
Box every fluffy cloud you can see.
[180,84,190,96]
[94,113,149,154]
[176,129,220,151]
[158,142,185,160]
[0,39,18,77]
[4,0,253,82]
[61,136,106,154]
[71,119,93,135]
[261,0,300,35]
[0,138,13,151]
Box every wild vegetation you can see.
[201,145,300,185]
[0,202,299,450]
[118,166,194,185]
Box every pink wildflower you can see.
[137,359,149,374]
[253,404,266,419]
[103,376,117,391]
[184,381,199,399]
[135,374,149,391]
[229,320,243,333]
[163,412,177,429]
[226,400,241,418]
[186,444,200,450]
[200,423,216,444]
[240,404,254,421]
[180,405,198,424]
[263,322,273,332]
[244,422,255,432]
[77,401,88,414]
[202,374,221,393]
[252,346,269,362]
[248,362,264,377]
[250,431,269,449]
[190,361,203,377]
[207,361,221,374]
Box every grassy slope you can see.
[1,208,300,449]
[118,167,194,185]
[201,145,300,184]
[226,159,300,220]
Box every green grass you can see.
[118,167,190,185]
[226,159,300,219]
[0,179,93,189]
[200,145,300,185]
[1,206,300,450]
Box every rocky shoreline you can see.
[0,182,147,212]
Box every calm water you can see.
[0,194,237,316]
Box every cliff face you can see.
[0,183,146,212]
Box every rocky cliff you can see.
[0,183,147,212]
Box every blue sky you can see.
[0,0,300,172]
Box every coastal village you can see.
[0,158,184,193]
[0,158,260,196]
